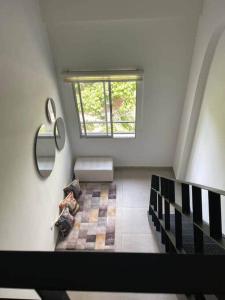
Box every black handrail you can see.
[1,251,225,295]
[152,173,225,196]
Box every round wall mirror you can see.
[46,98,56,123]
[54,117,66,151]
[35,124,55,178]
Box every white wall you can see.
[173,0,225,232]
[186,29,225,188]
[0,0,73,251]
[40,0,202,167]
[186,27,225,233]
[174,0,225,179]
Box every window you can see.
[65,70,143,138]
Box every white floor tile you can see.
[121,234,160,252]
[120,208,151,234]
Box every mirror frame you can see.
[46,98,56,123]
[54,117,66,151]
[35,124,56,178]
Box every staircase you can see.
[148,175,225,299]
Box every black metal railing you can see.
[149,174,225,255]
[148,175,225,300]
[1,175,225,299]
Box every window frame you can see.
[72,79,138,139]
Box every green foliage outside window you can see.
[75,81,136,135]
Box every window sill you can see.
[80,133,136,139]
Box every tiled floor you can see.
[114,167,174,252]
[68,168,179,300]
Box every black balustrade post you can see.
[192,186,202,223]
[168,180,175,203]
[153,189,157,212]
[165,179,169,199]
[193,225,204,254]
[149,205,153,217]
[161,227,165,245]
[149,189,153,215]
[208,191,222,239]
[152,175,159,191]
[161,177,165,197]
[156,219,160,232]
[150,188,157,213]
[165,235,170,252]
[182,183,190,215]
[164,199,170,230]
[158,194,163,219]
[175,209,182,250]
[152,212,155,227]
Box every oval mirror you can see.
[35,124,55,178]
[46,98,56,123]
[54,117,66,151]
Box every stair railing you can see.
[149,174,225,254]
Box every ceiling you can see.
[39,0,203,22]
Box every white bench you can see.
[74,157,113,182]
